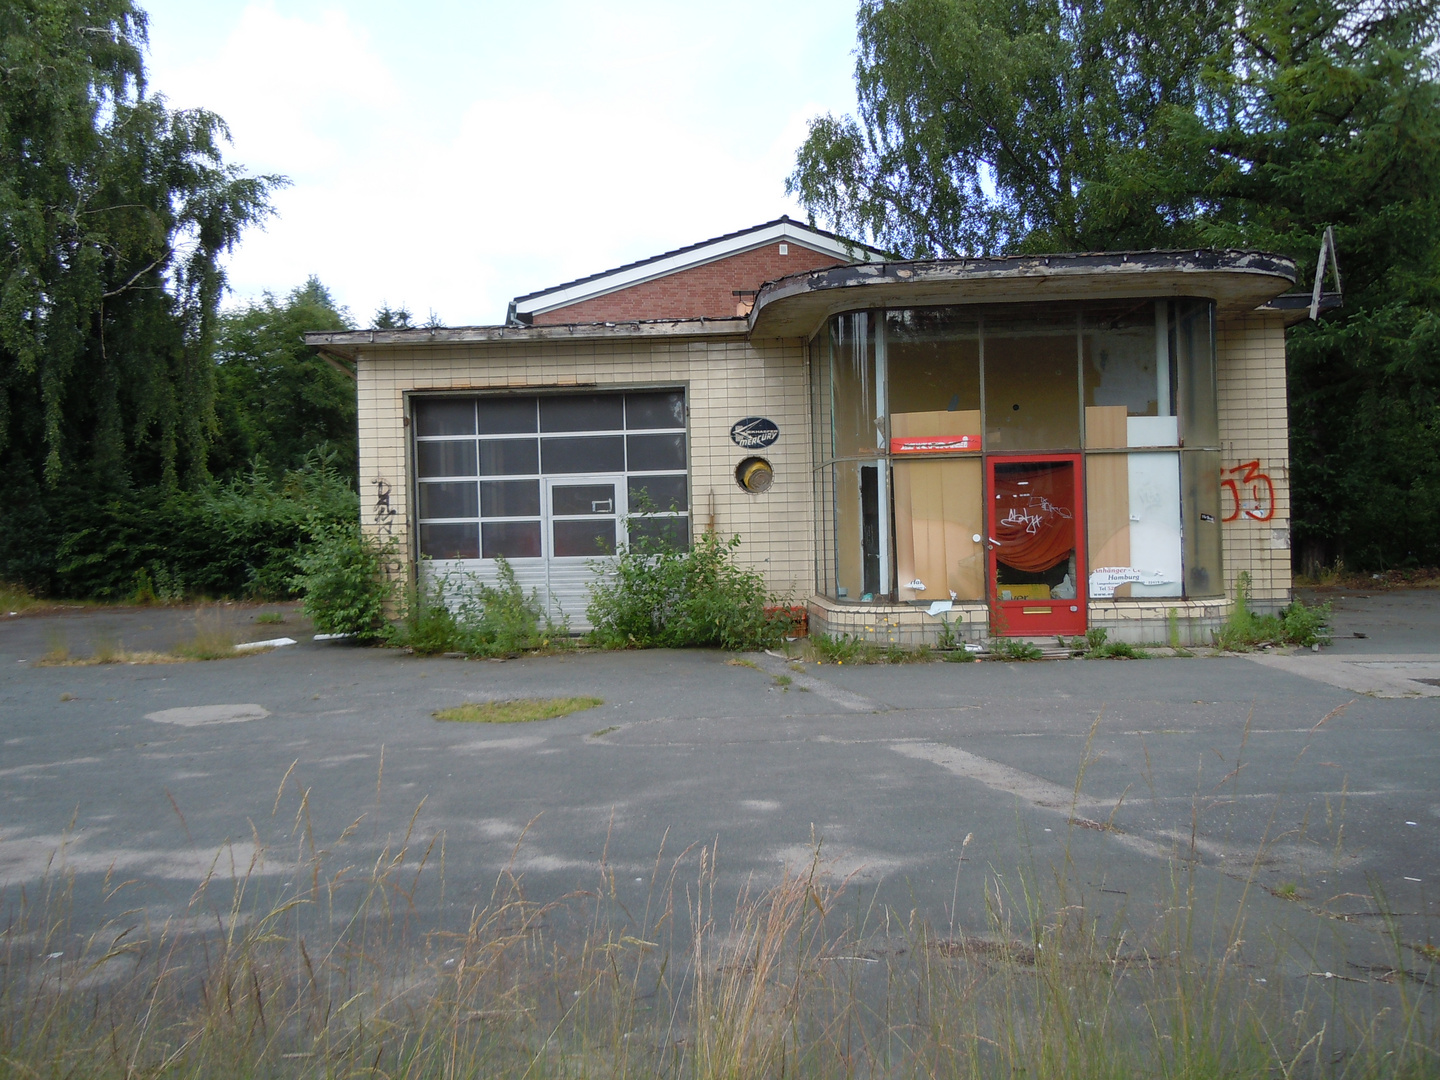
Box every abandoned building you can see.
[306,216,1314,645]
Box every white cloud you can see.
[143,0,859,326]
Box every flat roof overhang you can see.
[304,316,750,363]
[748,250,1299,339]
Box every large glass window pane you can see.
[418,481,478,520]
[554,519,615,557]
[830,312,878,459]
[831,459,863,600]
[984,309,1081,450]
[626,391,685,429]
[541,393,624,432]
[552,483,617,516]
[627,433,685,472]
[479,439,539,476]
[628,475,687,512]
[628,515,689,551]
[887,308,982,413]
[1082,301,1164,418]
[420,522,478,560]
[414,399,475,436]
[482,521,541,559]
[416,440,477,478]
[893,458,985,601]
[478,397,537,434]
[480,480,540,518]
[542,435,624,473]
[1174,300,1218,446]
[1182,449,1223,596]
[1084,453,1183,598]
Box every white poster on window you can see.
[1089,566,1175,598]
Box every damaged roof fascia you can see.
[304,317,751,357]
[747,250,1299,339]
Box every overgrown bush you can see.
[19,450,359,601]
[391,559,556,658]
[587,530,787,650]
[1214,572,1333,651]
[290,523,394,642]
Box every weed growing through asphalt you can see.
[989,637,1045,661]
[810,632,934,664]
[1214,571,1334,651]
[255,611,286,625]
[433,697,604,723]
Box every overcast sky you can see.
[139,1,861,327]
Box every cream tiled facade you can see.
[355,325,817,603]
[341,283,1296,647]
[1216,313,1292,611]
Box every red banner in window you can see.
[890,435,980,453]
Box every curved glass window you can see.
[813,298,1221,608]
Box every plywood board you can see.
[1086,454,1130,594]
[1085,405,1128,449]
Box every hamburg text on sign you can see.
[731,417,780,448]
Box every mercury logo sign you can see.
[730,417,779,448]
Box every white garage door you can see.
[411,391,689,630]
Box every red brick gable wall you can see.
[530,242,849,324]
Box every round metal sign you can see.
[730,417,779,449]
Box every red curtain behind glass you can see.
[992,465,1075,573]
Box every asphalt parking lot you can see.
[1,592,1437,976]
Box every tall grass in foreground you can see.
[2,789,1435,1077]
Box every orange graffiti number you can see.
[1221,460,1275,522]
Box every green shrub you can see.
[587,530,785,650]
[391,559,556,658]
[290,523,394,642]
[991,638,1045,661]
[33,450,359,601]
[1279,596,1333,647]
[1214,572,1333,651]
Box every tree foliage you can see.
[211,277,356,480]
[790,0,1440,567]
[0,0,284,492]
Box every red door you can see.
[987,455,1086,637]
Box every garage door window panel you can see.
[542,435,625,474]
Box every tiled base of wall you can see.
[809,596,1233,648]
[808,597,990,646]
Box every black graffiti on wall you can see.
[372,477,404,578]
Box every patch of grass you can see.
[42,628,69,664]
[811,633,934,664]
[726,657,760,669]
[434,697,604,723]
[58,692,74,702]
[942,647,977,662]
[1081,630,1149,659]
[773,673,793,690]
[255,611,286,625]
[590,725,619,738]
[172,609,239,660]
[39,648,193,666]
[1274,881,1299,900]
[0,581,40,614]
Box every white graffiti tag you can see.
[1000,497,1072,534]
